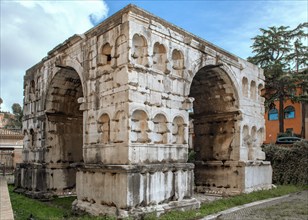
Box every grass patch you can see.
[8,185,115,220]
[9,185,308,220]
[156,185,308,220]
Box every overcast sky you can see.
[0,0,307,112]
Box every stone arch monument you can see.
[16,4,272,217]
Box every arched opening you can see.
[189,66,239,161]
[189,65,241,193]
[45,67,84,194]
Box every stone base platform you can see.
[73,197,200,218]
[74,163,199,218]
[14,162,79,198]
[195,160,272,195]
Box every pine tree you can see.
[248,23,308,133]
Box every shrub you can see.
[187,150,196,163]
[263,141,308,185]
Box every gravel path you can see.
[205,190,308,220]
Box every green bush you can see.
[187,150,196,163]
[263,141,308,185]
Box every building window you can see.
[284,106,295,119]
[268,108,278,120]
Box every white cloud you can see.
[212,1,307,59]
[0,0,108,112]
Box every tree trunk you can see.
[302,102,306,138]
[279,95,284,133]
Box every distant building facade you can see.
[0,128,23,172]
[264,88,308,143]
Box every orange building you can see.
[264,86,308,143]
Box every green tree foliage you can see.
[248,23,308,133]
[4,103,23,129]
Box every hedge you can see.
[262,141,308,185]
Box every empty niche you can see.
[24,84,28,102]
[153,42,167,73]
[250,80,256,100]
[88,51,95,70]
[29,129,36,150]
[115,35,127,66]
[153,114,168,144]
[36,76,42,112]
[88,51,96,79]
[24,130,30,149]
[257,127,264,145]
[242,77,248,97]
[36,76,41,96]
[242,125,249,147]
[132,34,148,66]
[131,110,149,143]
[98,43,112,66]
[258,83,264,101]
[251,126,257,140]
[172,116,185,144]
[29,80,35,101]
[23,130,30,161]
[98,114,110,144]
[113,111,126,143]
[248,126,257,160]
[243,125,249,138]
[172,49,184,77]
